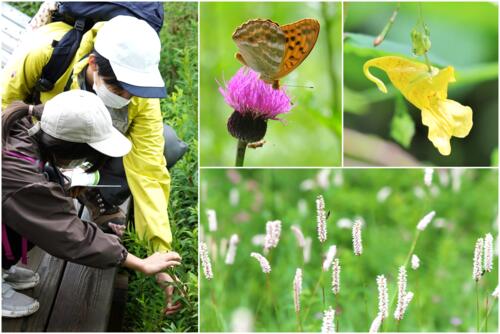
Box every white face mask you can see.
[93,72,131,109]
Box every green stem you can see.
[423,53,432,73]
[373,3,400,46]
[476,282,480,332]
[266,274,280,330]
[396,319,401,332]
[480,297,497,331]
[485,296,488,332]
[363,279,370,324]
[304,270,325,321]
[296,310,303,332]
[235,140,247,167]
[418,3,432,73]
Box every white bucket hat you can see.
[94,15,166,98]
[29,90,132,157]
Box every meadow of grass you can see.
[200,2,342,167]
[200,168,498,332]
[9,2,199,332]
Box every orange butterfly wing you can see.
[275,18,320,80]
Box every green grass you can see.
[200,169,498,332]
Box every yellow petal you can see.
[421,99,473,156]
[364,56,473,156]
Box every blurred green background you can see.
[344,2,498,167]
[200,2,342,167]
[200,168,498,332]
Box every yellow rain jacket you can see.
[1,21,172,251]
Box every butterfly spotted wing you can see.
[232,18,320,89]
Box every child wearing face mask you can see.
[2,14,185,315]
[1,90,182,318]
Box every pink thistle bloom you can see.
[219,67,292,142]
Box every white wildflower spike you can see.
[303,237,312,263]
[411,254,420,270]
[424,168,434,187]
[395,291,414,320]
[317,195,327,243]
[369,314,383,333]
[264,220,282,250]
[331,258,341,295]
[376,186,392,203]
[352,219,363,256]
[293,268,302,313]
[473,238,484,281]
[225,234,240,265]
[484,233,494,273]
[416,211,436,231]
[333,171,343,186]
[206,209,218,232]
[376,275,388,319]
[322,245,337,271]
[250,252,271,274]
[394,266,408,320]
[321,306,335,333]
[200,242,213,280]
[291,225,306,248]
[492,285,499,299]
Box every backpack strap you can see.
[31,18,87,104]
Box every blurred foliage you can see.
[344,2,498,166]
[11,2,198,332]
[200,2,341,167]
[200,168,498,332]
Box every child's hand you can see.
[141,252,181,275]
[156,272,184,315]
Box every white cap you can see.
[39,90,132,157]
[94,16,166,98]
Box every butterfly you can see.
[232,18,320,89]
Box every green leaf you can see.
[390,95,415,148]
[491,148,498,166]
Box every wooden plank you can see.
[2,252,66,332]
[106,273,129,331]
[46,264,118,331]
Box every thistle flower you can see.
[264,220,282,251]
[411,254,420,270]
[376,275,389,319]
[317,195,327,243]
[219,67,292,143]
[206,209,218,232]
[323,245,337,271]
[331,258,341,295]
[424,168,434,187]
[369,314,383,333]
[250,252,271,274]
[225,234,240,265]
[473,237,484,281]
[416,211,436,231]
[352,219,363,256]
[394,266,408,320]
[293,268,302,313]
[364,56,473,156]
[492,285,499,299]
[200,242,213,280]
[321,307,335,333]
[291,225,306,248]
[484,233,494,273]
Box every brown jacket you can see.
[2,118,127,268]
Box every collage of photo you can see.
[0,1,498,333]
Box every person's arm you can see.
[3,181,127,268]
[123,251,181,275]
[123,98,172,252]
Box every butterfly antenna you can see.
[282,83,315,89]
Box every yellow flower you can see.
[363,56,473,156]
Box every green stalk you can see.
[373,3,400,46]
[476,281,480,332]
[235,140,247,167]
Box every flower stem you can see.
[476,281,480,332]
[235,140,247,167]
[396,319,401,332]
[296,310,303,332]
[480,296,497,331]
[373,3,400,46]
[304,270,324,321]
[485,296,488,332]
